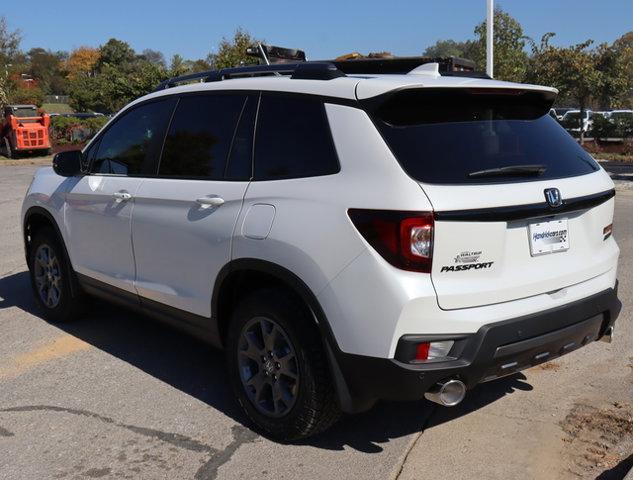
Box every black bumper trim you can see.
[333,286,621,413]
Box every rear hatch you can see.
[371,87,617,310]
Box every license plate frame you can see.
[528,218,570,257]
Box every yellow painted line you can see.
[0,334,90,380]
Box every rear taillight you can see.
[348,209,434,273]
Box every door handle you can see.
[112,191,132,202]
[195,196,225,208]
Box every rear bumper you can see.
[332,285,621,413]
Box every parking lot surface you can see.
[1,164,632,480]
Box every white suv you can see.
[21,59,621,440]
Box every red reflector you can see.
[603,223,613,239]
[415,343,430,361]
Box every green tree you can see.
[98,38,135,68]
[210,29,260,69]
[423,39,477,59]
[27,48,67,94]
[188,58,212,73]
[68,38,169,113]
[0,16,21,68]
[168,54,189,77]
[69,61,167,113]
[613,32,633,107]
[0,75,9,107]
[141,49,166,67]
[472,7,528,81]
[594,42,631,109]
[8,85,44,106]
[527,35,601,143]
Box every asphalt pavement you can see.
[0,164,631,480]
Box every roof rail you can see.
[153,53,484,91]
[154,62,345,91]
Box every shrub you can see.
[8,86,45,107]
[592,114,633,140]
[591,115,616,139]
[50,115,108,145]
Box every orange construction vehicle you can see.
[1,105,52,158]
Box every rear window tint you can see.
[373,89,599,185]
[254,95,339,180]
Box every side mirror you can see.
[52,150,83,177]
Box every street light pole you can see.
[486,0,494,77]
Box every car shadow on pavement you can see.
[0,270,533,453]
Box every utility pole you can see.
[486,0,494,77]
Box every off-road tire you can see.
[226,288,341,440]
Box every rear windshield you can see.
[373,89,599,184]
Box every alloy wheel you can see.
[33,244,62,308]
[237,316,300,418]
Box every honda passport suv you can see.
[21,57,621,440]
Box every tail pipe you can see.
[424,379,467,407]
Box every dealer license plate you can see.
[528,219,570,256]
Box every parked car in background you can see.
[553,107,575,120]
[608,110,633,121]
[60,113,105,119]
[561,109,595,134]
[593,109,633,142]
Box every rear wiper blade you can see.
[467,164,547,178]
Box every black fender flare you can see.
[212,258,355,412]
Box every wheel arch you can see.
[24,207,62,259]
[212,258,335,347]
[23,206,80,297]
[212,258,355,412]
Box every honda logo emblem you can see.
[544,188,562,208]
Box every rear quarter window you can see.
[372,88,599,185]
[254,94,339,180]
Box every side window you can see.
[82,138,100,171]
[225,94,258,180]
[158,94,246,179]
[254,95,339,180]
[91,99,175,175]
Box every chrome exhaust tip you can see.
[424,379,467,407]
[599,326,615,343]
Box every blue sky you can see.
[5,0,633,61]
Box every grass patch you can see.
[41,103,74,114]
